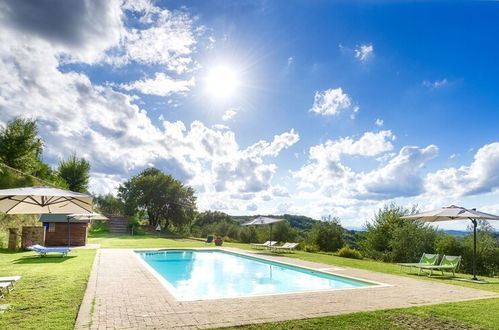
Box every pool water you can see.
[136,250,374,301]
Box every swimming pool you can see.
[136,249,377,301]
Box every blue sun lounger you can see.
[28,244,71,257]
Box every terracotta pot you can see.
[214,237,223,246]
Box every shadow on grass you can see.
[13,255,77,264]
[402,271,499,285]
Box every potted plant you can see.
[214,236,223,246]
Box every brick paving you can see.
[75,248,498,329]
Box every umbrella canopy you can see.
[241,216,284,245]
[402,205,499,281]
[67,213,108,221]
[0,186,93,214]
[402,205,499,222]
[241,216,284,226]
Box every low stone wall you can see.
[22,226,45,249]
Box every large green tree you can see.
[0,118,43,173]
[57,153,90,192]
[118,168,196,228]
[306,216,344,252]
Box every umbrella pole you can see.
[472,219,478,281]
[68,217,71,248]
[269,224,272,245]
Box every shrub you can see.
[338,247,363,259]
[306,217,344,252]
[302,243,319,253]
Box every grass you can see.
[2,233,497,329]
[0,248,96,330]
[89,233,499,329]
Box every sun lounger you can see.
[0,276,21,292]
[251,241,277,249]
[272,242,299,253]
[0,282,11,298]
[417,255,461,277]
[205,235,214,244]
[397,253,439,273]
[28,244,71,257]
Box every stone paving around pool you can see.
[75,248,498,329]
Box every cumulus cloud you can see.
[244,129,300,157]
[355,145,439,200]
[272,185,290,197]
[0,0,299,214]
[293,131,437,201]
[426,142,499,197]
[119,72,194,96]
[222,108,238,121]
[0,0,124,64]
[277,202,292,213]
[310,88,357,116]
[354,44,374,62]
[375,118,384,127]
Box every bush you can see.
[302,243,319,253]
[338,246,363,259]
[306,217,344,252]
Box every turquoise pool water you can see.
[136,250,374,301]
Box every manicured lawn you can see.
[3,233,496,329]
[0,249,96,330]
[90,233,499,329]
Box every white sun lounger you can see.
[272,242,299,253]
[28,244,71,257]
[0,276,21,291]
[251,241,277,249]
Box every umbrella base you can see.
[454,278,488,284]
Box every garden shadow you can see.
[13,255,76,264]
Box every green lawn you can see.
[2,233,497,329]
[90,233,499,329]
[0,249,96,330]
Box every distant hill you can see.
[231,214,318,230]
[444,230,468,237]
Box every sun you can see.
[205,65,238,100]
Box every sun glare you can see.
[205,65,238,100]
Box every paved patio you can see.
[75,248,498,329]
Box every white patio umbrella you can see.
[0,186,95,248]
[241,216,284,244]
[402,205,499,281]
[0,186,93,214]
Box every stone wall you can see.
[22,226,45,249]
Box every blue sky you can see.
[1,0,499,230]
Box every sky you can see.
[1,0,499,230]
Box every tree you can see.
[359,203,437,262]
[95,194,124,216]
[306,216,344,252]
[118,168,197,229]
[0,118,43,173]
[57,153,90,192]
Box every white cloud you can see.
[375,118,384,127]
[354,44,374,62]
[310,88,357,116]
[277,202,292,213]
[287,56,294,66]
[272,185,290,197]
[0,1,300,215]
[293,131,437,201]
[119,72,194,96]
[222,108,238,121]
[354,145,439,200]
[423,78,448,89]
[426,142,499,197]
[244,129,300,157]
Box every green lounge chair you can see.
[397,253,439,273]
[417,255,462,277]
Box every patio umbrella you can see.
[241,216,284,244]
[0,186,93,214]
[0,186,95,248]
[402,205,499,281]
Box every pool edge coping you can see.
[133,247,392,302]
